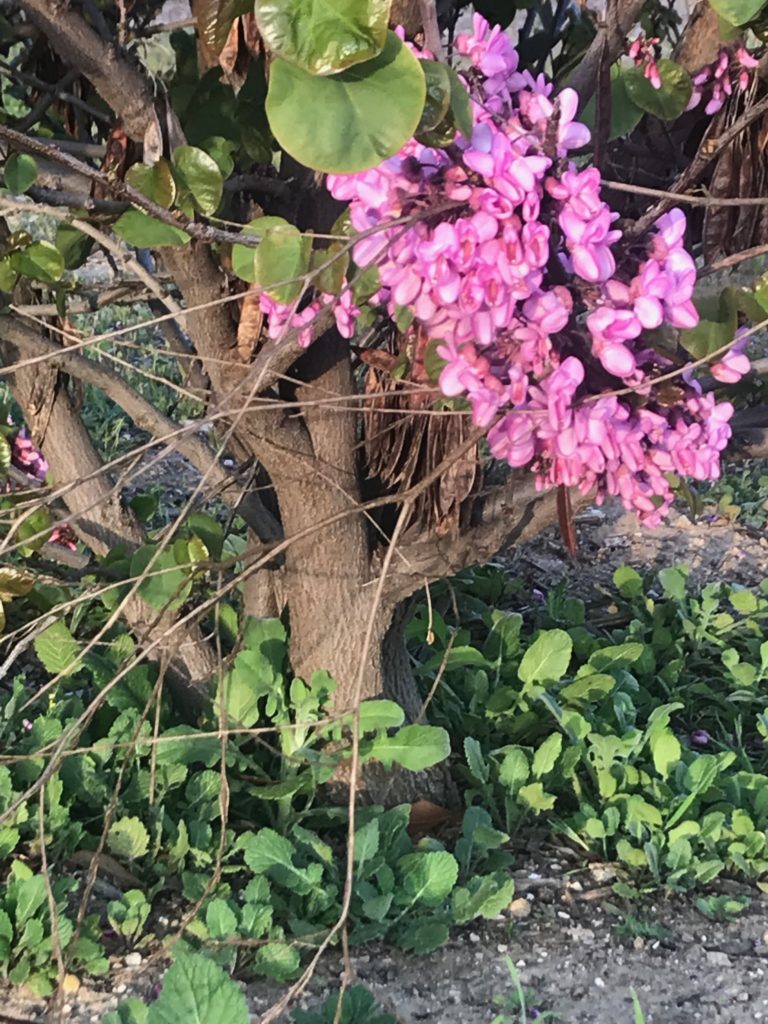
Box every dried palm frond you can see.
[362,323,479,536]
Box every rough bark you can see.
[0,330,218,703]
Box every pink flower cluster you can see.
[628,33,662,89]
[7,425,77,550]
[262,15,743,527]
[688,45,759,115]
[258,287,359,348]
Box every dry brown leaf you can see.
[237,285,264,363]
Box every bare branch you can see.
[1,318,281,543]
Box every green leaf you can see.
[4,153,37,194]
[148,952,249,1024]
[202,137,236,178]
[254,223,312,303]
[356,699,404,732]
[114,210,190,248]
[0,256,17,291]
[266,31,426,173]
[398,921,450,954]
[399,850,458,906]
[14,874,46,923]
[205,898,238,938]
[34,620,81,676]
[125,159,177,209]
[613,564,643,598]
[709,0,768,26]
[417,59,451,134]
[255,0,390,75]
[649,728,681,780]
[452,873,516,923]
[55,224,94,270]
[253,942,300,982]
[498,748,529,792]
[354,819,379,867]
[623,60,692,121]
[103,997,150,1024]
[659,567,687,601]
[464,736,489,783]
[532,733,563,778]
[518,629,572,685]
[240,827,295,873]
[11,241,64,284]
[368,724,450,771]
[580,65,644,142]
[172,146,223,216]
[131,544,192,611]
[108,817,150,861]
[518,782,556,813]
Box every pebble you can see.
[508,898,532,919]
[706,951,732,968]
[594,977,606,989]
[125,952,143,967]
[469,933,480,944]
[497,944,508,953]
[114,984,127,995]
[61,975,81,996]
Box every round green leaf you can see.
[623,59,692,121]
[231,215,292,284]
[125,159,177,209]
[266,30,426,173]
[55,224,94,270]
[417,60,452,134]
[10,241,63,284]
[130,544,192,611]
[709,0,768,25]
[202,136,236,178]
[255,226,312,303]
[113,210,191,248]
[255,0,391,75]
[581,65,644,142]
[172,146,223,215]
[4,153,37,194]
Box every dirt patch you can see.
[5,861,768,1023]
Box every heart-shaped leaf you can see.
[266,31,425,173]
[624,59,692,121]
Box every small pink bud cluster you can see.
[628,33,662,90]
[264,16,742,527]
[11,428,48,482]
[688,45,759,115]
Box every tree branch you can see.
[382,473,579,605]
[1,318,281,543]
[565,0,645,109]
[19,0,156,140]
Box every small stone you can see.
[557,911,571,921]
[738,993,751,1003]
[706,951,731,968]
[633,937,645,951]
[594,978,606,989]
[469,932,480,943]
[509,898,532,919]
[497,944,508,954]
[589,864,617,883]
[61,1006,72,1016]
[114,984,127,995]
[125,952,142,967]
[61,975,81,996]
